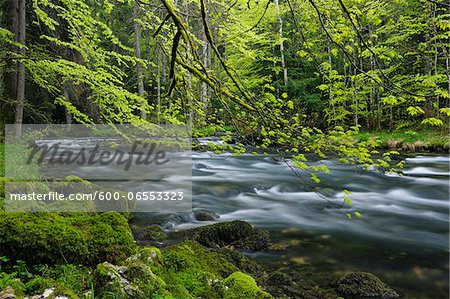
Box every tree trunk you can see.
[63,83,72,129]
[326,37,335,126]
[14,0,26,138]
[201,32,209,114]
[133,4,146,120]
[369,25,376,130]
[352,60,358,127]
[185,9,193,125]
[156,42,162,124]
[275,0,287,87]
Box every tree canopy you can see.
[0,0,448,144]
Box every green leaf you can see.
[421,118,444,127]
[354,211,362,218]
[439,108,450,117]
[310,173,321,184]
[343,196,352,206]
[407,106,425,116]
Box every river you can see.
[133,152,449,298]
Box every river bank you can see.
[356,130,450,153]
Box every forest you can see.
[0,0,448,135]
[0,0,449,298]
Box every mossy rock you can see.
[337,272,399,299]
[142,225,167,241]
[93,261,168,299]
[93,248,170,299]
[193,220,270,251]
[160,240,238,298]
[133,246,163,267]
[0,212,136,265]
[223,271,272,299]
[93,262,138,298]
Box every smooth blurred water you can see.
[133,153,449,298]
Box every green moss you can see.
[135,246,163,267]
[0,212,136,265]
[223,271,272,299]
[160,240,237,298]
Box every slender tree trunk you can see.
[275,0,287,87]
[133,4,146,120]
[6,0,18,102]
[156,42,161,124]
[201,32,209,114]
[377,91,381,130]
[352,60,358,127]
[326,37,335,126]
[369,25,376,130]
[184,3,193,125]
[432,3,439,117]
[14,0,26,138]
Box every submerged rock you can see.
[194,210,220,221]
[142,225,167,241]
[337,272,399,299]
[193,220,270,251]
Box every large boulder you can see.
[337,272,399,299]
[0,212,136,265]
[193,220,270,251]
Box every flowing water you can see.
[133,151,449,298]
